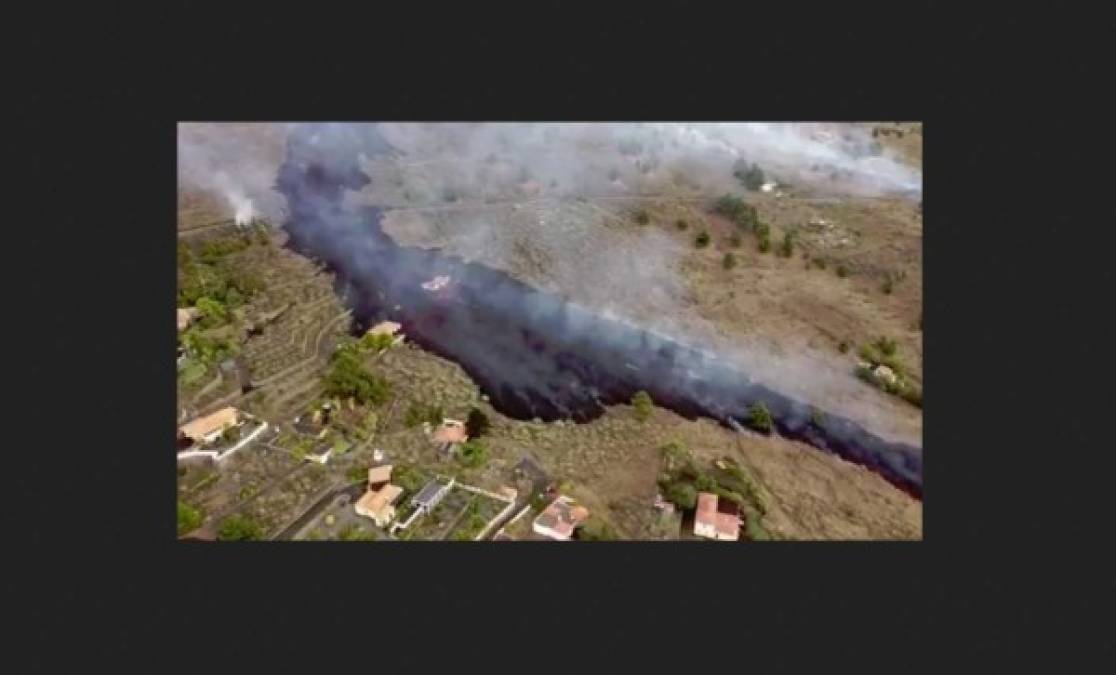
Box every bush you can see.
[812,257,827,270]
[217,514,264,541]
[631,390,653,421]
[177,501,203,536]
[745,515,772,541]
[729,232,742,248]
[404,402,443,428]
[195,296,229,328]
[745,402,773,434]
[665,481,697,510]
[465,407,491,438]
[780,232,794,257]
[695,231,711,248]
[577,517,618,541]
[323,349,392,406]
[874,336,898,357]
[836,264,849,278]
[733,160,766,191]
[714,194,759,230]
[634,209,650,225]
[346,466,367,483]
[457,440,489,468]
[757,233,771,254]
[675,219,688,230]
[722,252,737,270]
[900,385,923,408]
[694,473,716,492]
[360,332,396,353]
[838,341,850,354]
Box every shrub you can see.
[634,209,650,225]
[217,514,264,541]
[323,349,392,406]
[177,501,203,536]
[465,407,491,438]
[722,252,737,270]
[729,232,742,248]
[838,340,850,354]
[195,296,228,328]
[631,390,653,421]
[360,331,395,353]
[577,517,618,541]
[675,219,688,230]
[745,515,772,541]
[812,257,827,270]
[733,160,766,191]
[780,232,794,258]
[745,402,773,434]
[713,194,759,230]
[874,336,898,357]
[900,385,923,408]
[695,231,711,248]
[694,473,716,492]
[882,277,894,294]
[404,402,443,428]
[665,481,697,510]
[457,440,489,468]
[757,233,771,253]
[836,264,849,278]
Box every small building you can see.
[532,495,590,541]
[177,307,200,332]
[355,483,404,527]
[411,478,454,515]
[178,407,240,447]
[693,492,740,541]
[432,419,468,456]
[366,321,405,345]
[367,464,393,491]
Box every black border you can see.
[16,4,1114,671]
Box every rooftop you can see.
[367,321,402,337]
[178,407,239,442]
[533,495,590,540]
[432,419,468,445]
[367,464,393,485]
[412,479,450,507]
[695,492,740,540]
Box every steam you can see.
[177,122,922,446]
[177,123,290,225]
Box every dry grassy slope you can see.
[369,342,921,540]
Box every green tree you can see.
[466,407,491,438]
[745,402,773,434]
[675,218,688,230]
[836,264,849,278]
[695,231,711,248]
[457,440,489,468]
[631,390,653,421]
[217,513,264,541]
[577,517,618,541]
[323,349,392,406]
[195,296,228,327]
[177,501,203,536]
[757,233,771,254]
[733,160,766,191]
[665,481,697,510]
